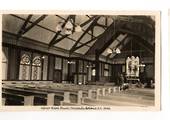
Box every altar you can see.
[126,56,140,83]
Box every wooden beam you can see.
[115,16,155,30]
[73,34,100,51]
[112,36,153,59]
[49,15,97,47]
[106,53,112,61]
[133,36,154,55]
[69,17,100,54]
[119,28,154,52]
[105,17,108,26]
[48,15,71,47]
[10,14,91,48]
[50,34,69,45]
[111,35,130,59]
[85,19,125,55]
[17,15,33,39]
[22,15,47,34]
[98,32,120,55]
[96,23,107,30]
[67,26,97,51]
[86,15,91,19]
[109,35,131,59]
[72,15,76,32]
[115,34,129,48]
[80,16,96,27]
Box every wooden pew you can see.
[3,83,121,106]
[3,92,34,105]
[3,85,83,106]
[21,87,83,105]
[2,87,64,106]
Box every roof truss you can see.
[22,15,47,35]
[48,15,97,47]
[17,15,33,40]
[69,16,100,54]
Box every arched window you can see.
[19,53,31,80]
[31,56,42,80]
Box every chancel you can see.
[1,14,155,106]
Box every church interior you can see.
[1,14,155,106]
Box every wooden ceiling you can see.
[2,14,155,59]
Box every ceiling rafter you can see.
[119,28,154,52]
[98,32,120,55]
[106,34,129,58]
[17,14,33,39]
[80,16,96,28]
[70,25,98,52]
[48,15,72,47]
[72,34,101,52]
[85,19,124,55]
[112,35,154,59]
[72,20,109,52]
[48,15,97,47]
[49,35,69,46]
[69,16,100,54]
[105,17,108,26]
[22,15,47,35]
[115,34,129,48]
[9,14,154,57]
[133,36,154,55]
[10,14,91,48]
[109,35,133,59]
[72,15,76,32]
[112,16,155,32]
[86,15,91,19]
[109,29,154,59]
[96,23,107,30]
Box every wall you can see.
[2,47,8,80]
[8,47,20,80]
[42,55,48,80]
[145,64,154,79]
[47,55,55,80]
[3,31,83,58]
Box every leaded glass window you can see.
[31,56,42,80]
[19,52,31,80]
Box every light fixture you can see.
[139,64,145,67]
[41,56,45,59]
[86,64,92,68]
[55,22,63,32]
[55,19,82,35]
[75,25,82,32]
[107,48,113,54]
[138,61,145,67]
[115,48,121,54]
[67,60,76,64]
[107,48,121,54]
[64,20,73,35]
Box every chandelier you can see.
[55,19,82,35]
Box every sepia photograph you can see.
[0,11,160,111]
